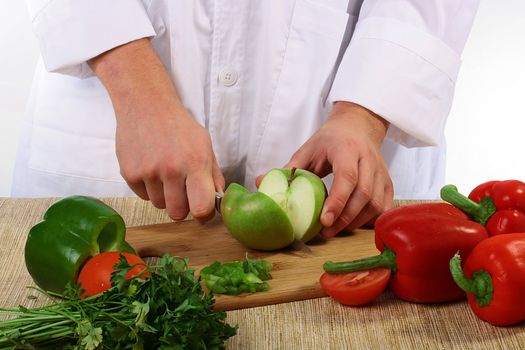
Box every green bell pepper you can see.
[25,195,136,293]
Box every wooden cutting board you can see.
[126,217,379,311]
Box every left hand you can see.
[285,101,394,237]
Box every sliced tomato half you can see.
[320,268,391,306]
[77,252,148,298]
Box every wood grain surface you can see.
[126,217,379,311]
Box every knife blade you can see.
[214,191,313,254]
[215,191,224,213]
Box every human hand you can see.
[115,107,224,222]
[284,101,394,237]
[90,39,224,222]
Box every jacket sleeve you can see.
[328,0,479,147]
[27,0,156,78]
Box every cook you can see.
[12,0,479,237]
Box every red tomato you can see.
[320,268,391,306]
[77,252,148,298]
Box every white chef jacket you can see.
[12,0,479,200]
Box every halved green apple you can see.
[221,168,327,251]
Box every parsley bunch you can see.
[0,254,237,349]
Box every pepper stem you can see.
[440,184,496,225]
[449,253,493,307]
[323,246,397,274]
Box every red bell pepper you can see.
[323,203,488,303]
[441,181,525,236]
[450,233,525,326]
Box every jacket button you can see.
[218,68,238,87]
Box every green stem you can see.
[15,319,74,337]
[0,326,74,343]
[440,184,496,225]
[323,246,397,274]
[449,253,493,307]
[22,329,74,342]
[0,315,67,327]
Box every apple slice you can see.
[258,168,326,243]
[221,183,295,251]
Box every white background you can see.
[1,1,525,197]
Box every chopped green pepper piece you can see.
[200,255,273,295]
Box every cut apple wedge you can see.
[221,168,327,251]
[258,168,326,243]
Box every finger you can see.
[164,176,190,221]
[365,180,394,227]
[284,143,313,171]
[384,181,394,211]
[186,168,216,222]
[320,152,359,228]
[127,179,149,201]
[121,167,150,200]
[344,175,386,232]
[346,203,378,232]
[286,140,332,177]
[144,179,166,209]
[322,155,374,237]
[212,160,225,193]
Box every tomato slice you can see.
[319,268,391,306]
[77,252,148,298]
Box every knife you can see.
[215,191,224,213]
[214,191,313,254]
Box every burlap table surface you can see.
[1,197,524,350]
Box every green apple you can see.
[221,168,327,251]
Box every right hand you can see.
[116,106,224,222]
[90,38,224,222]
